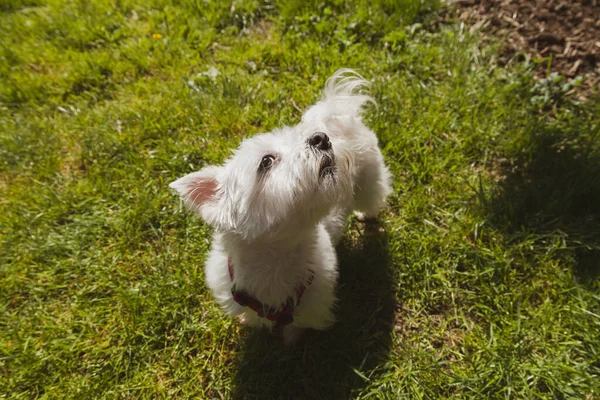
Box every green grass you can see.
[1,0,599,398]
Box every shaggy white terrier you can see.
[170,69,391,344]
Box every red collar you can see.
[227,258,314,328]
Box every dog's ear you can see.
[169,166,226,226]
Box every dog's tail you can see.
[323,69,375,116]
[302,69,375,126]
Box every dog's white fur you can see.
[170,69,391,343]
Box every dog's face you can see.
[170,126,353,240]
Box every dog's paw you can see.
[353,211,378,223]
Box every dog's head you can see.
[170,69,372,241]
[169,127,353,240]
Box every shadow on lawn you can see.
[487,112,600,286]
[231,221,395,399]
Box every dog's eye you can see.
[259,155,275,170]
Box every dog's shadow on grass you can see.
[487,115,600,286]
[231,221,395,399]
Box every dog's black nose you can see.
[308,132,331,151]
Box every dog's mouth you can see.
[319,155,336,179]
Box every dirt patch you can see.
[450,0,600,99]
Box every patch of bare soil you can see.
[450,0,600,99]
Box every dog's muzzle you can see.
[307,132,336,179]
[319,154,335,178]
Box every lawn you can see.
[1,0,599,398]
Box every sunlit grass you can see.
[1,0,599,398]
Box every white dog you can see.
[170,69,391,344]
